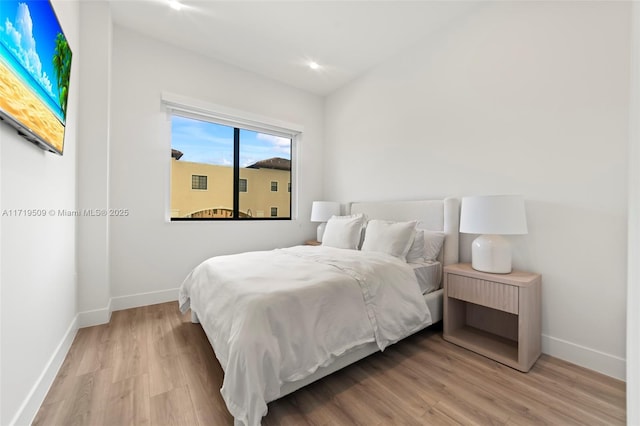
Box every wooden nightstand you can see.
[304,240,321,246]
[443,263,541,372]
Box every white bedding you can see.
[178,245,432,426]
[411,260,442,294]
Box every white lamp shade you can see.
[460,195,528,235]
[460,195,527,274]
[310,201,340,222]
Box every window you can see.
[169,114,293,220]
[191,175,207,190]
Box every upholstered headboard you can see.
[348,198,460,266]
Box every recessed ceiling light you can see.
[169,0,183,11]
[308,61,320,70]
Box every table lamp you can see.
[310,201,340,242]
[459,195,528,273]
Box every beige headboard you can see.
[348,198,460,266]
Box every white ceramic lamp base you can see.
[471,234,512,274]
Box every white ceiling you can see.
[108,1,478,96]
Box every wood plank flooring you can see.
[33,302,625,425]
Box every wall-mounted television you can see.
[0,0,72,155]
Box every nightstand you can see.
[304,240,321,246]
[443,263,541,372]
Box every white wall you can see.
[0,1,80,424]
[627,3,640,423]
[106,26,324,302]
[325,1,629,379]
[77,1,112,325]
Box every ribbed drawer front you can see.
[447,274,518,314]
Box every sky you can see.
[0,0,64,108]
[171,115,291,167]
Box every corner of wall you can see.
[627,2,640,423]
[77,0,113,315]
[77,287,179,328]
[77,298,112,328]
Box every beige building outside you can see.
[171,154,291,219]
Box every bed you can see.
[178,198,460,426]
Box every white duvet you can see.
[178,245,432,426]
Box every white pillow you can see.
[406,230,425,263]
[322,214,366,250]
[361,220,417,260]
[407,229,446,263]
[423,229,445,261]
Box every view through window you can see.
[170,114,292,220]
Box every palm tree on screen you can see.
[52,33,71,115]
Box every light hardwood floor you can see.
[33,302,625,425]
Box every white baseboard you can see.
[542,333,626,381]
[111,288,179,312]
[10,315,79,426]
[77,298,112,328]
[76,288,179,327]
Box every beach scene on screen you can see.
[0,0,71,153]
